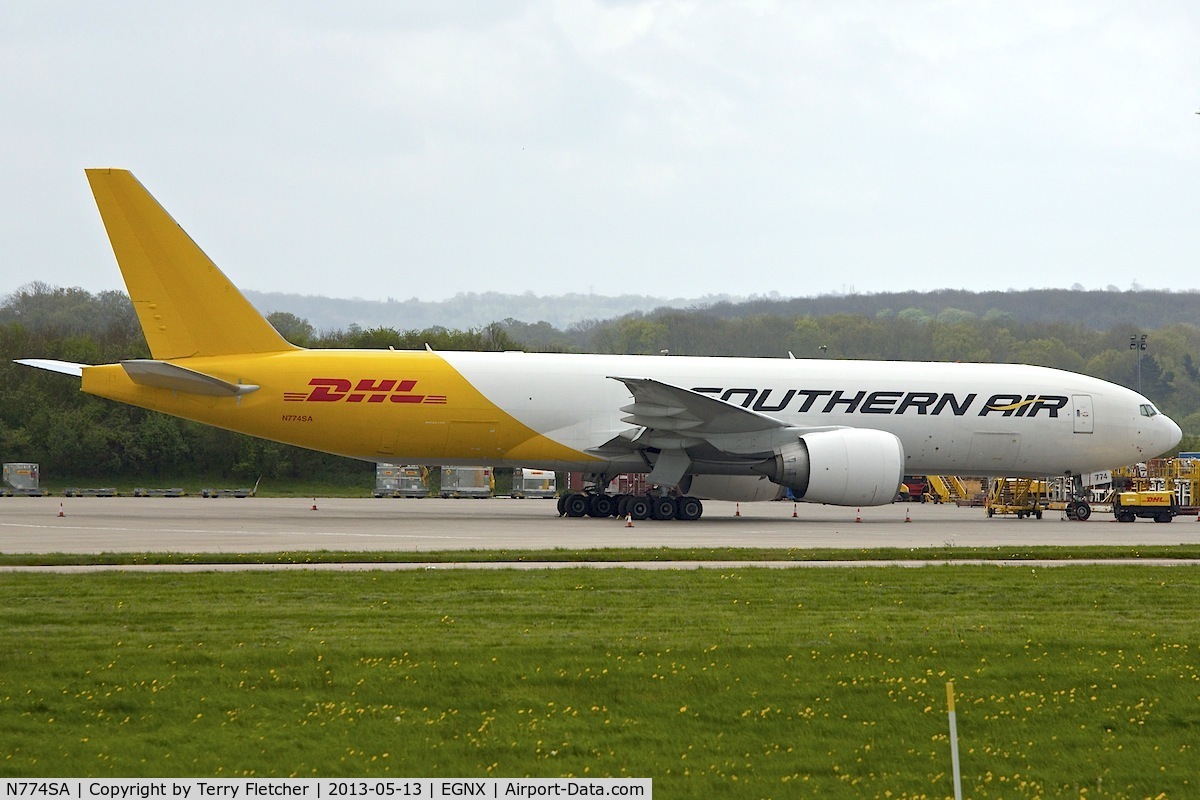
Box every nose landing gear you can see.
[1063,472,1092,521]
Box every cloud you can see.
[2,1,1198,303]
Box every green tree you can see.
[266,311,315,346]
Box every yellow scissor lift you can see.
[985,477,1050,519]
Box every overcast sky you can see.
[3,1,1199,303]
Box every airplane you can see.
[17,169,1184,521]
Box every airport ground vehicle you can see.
[1112,490,1177,523]
[985,477,1050,519]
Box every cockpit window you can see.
[1140,403,1158,417]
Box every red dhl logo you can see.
[284,378,447,405]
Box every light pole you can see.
[1130,334,1146,393]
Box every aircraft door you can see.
[1072,395,1094,434]
[446,420,502,458]
[967,431,1021,472]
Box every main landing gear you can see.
[557,492,704,521]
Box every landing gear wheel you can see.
[675,496,703,521]
[650,496,677,521]
[616,495,630,517]
[588,494,616,518]
[563,493,589,518]
[1071,501,1091,522]
[557,495,566,517]
[626,496,651,521]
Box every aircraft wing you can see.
[591,376,813,485]
[611,376,789,435]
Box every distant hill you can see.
[245,287,1200,334]
[695,288,1200,330]
[244,289,751,332]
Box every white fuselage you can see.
[440,352,1181,477]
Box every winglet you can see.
[85,169,299,360]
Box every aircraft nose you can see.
[1162,415,1183,452]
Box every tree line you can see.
[2,283,1196,484]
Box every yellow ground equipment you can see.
[1113,491,1177,523]
[985,478,1049,519]
[927,475,970,504]
[899,475,973,504]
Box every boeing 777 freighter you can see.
[17,170,1183,521]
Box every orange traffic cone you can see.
[58,502,65,518]
[735,503,741,517]
[855,508,862,523]
[311,498,319,511]
[625,514,634,528]
[905,507,911,523]
[792,503,798,518]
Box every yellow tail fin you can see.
[86,169,299,359]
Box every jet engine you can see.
[756,428,904,506]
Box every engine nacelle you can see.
[685,474,786,503]
[759,428,905,506]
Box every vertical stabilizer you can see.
[86,169,298,359]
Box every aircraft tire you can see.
[557,495,566,516]
[675,496,703,521]
[1072,502,1091,522]
[627,496,651,521]
[650,496,677,521]
[563,493,589,518]
[589,494,616,518]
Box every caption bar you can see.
[3,780,651,800]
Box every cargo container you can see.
[3,462,39,490]
[375,463,429,498]
[440,466,493,498]
[2,462,45,495]
[510,468,557,499]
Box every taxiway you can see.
[3,496,1199,555]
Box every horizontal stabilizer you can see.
[14,359,86,378]
[121,359,259,397]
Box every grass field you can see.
[2,566,1198,798]
[2,543,1200,567]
